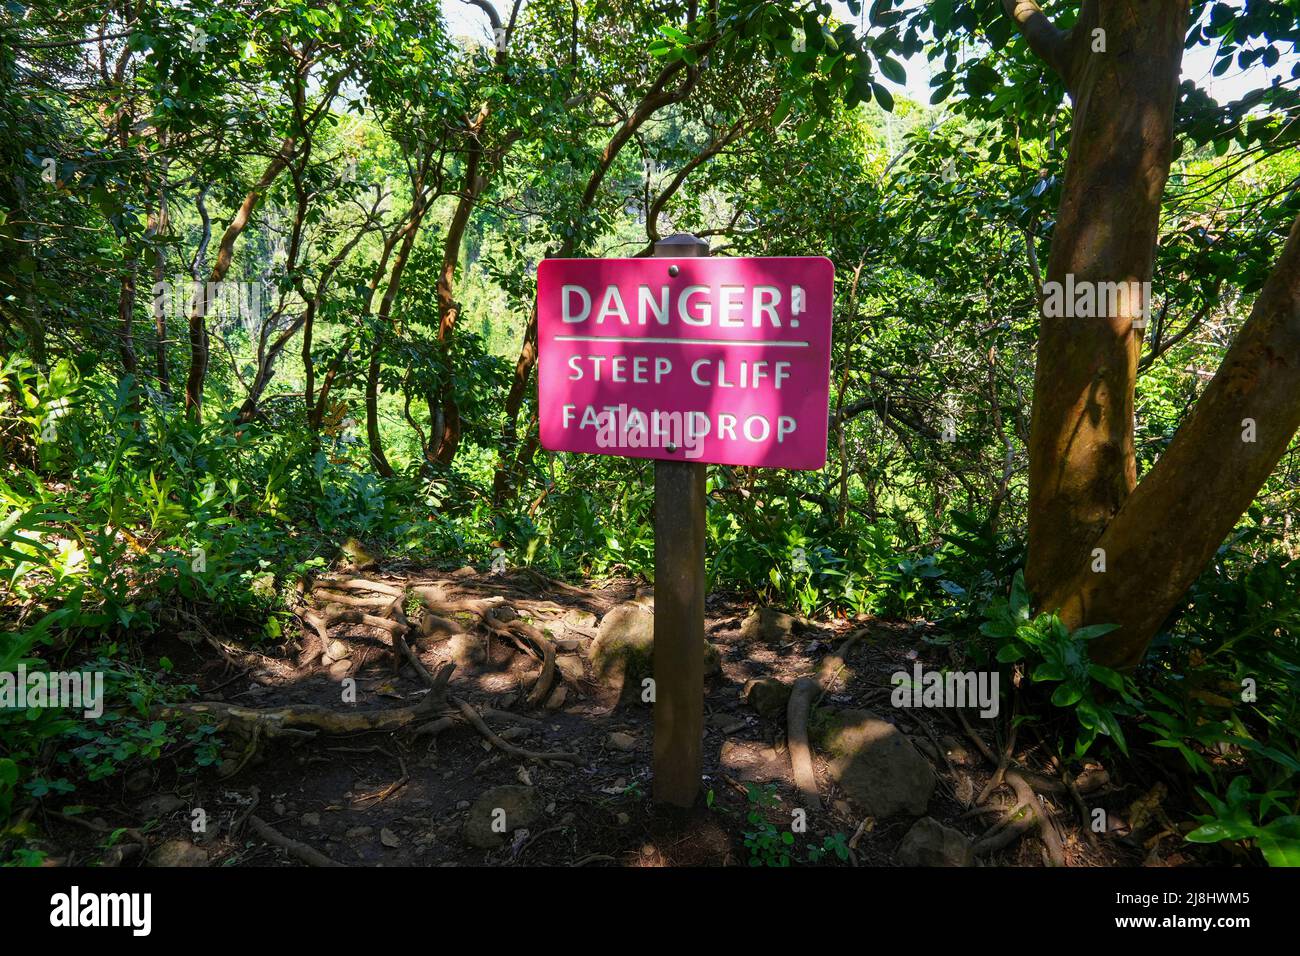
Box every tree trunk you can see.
[1007,0,1300,668]
[491,53,704,501]
[432,107,489,466]
[185,139,296,418]
[1045,212,1300,669]
[149,169,171,396]
[366,154,433,477]
[1022,0,1187,599]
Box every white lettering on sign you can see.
[538,256,835,470]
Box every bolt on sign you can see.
[536,256,835,469]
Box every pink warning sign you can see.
[536,256,834,469]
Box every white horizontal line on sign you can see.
[553,335,810,348]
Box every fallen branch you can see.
[248,814,343,867]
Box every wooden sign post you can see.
[534,236,835,809]
[650,234,710,807]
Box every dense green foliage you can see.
[2,0,1298,865]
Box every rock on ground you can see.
[742,677,791,719]
[463,785,543,849]
[814,708,935,818]
[147,839,209,867]
[588,602,720,689]
[896,816,973,866]
[740,606,800,642]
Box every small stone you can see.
[589,602,721,692]
[301,812,321,827]
[339,538,377,571]
[325,639,350,661]
[606,731,638,751]
[148,839,208,867]
[940,736,975,767]
[616,812,630,825]
[345,826,373,840]
[718,740,746,765]
[554,655,586,683]
[896,817,973,867]
[380,828,401,848]
[327,659,352,680]
[708,713,747,734]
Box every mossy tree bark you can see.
[1008,0,1300,667]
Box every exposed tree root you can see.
[976,693,1019,805]
[297,610,330,668]
[449,696,580,764]
[787,676,822,805]
[312,590,398,609]
[248,814,343,867]
[393,632,437,688]
[484,609,556,707]
[324,607,408,634]
[321,577,405,597]
[957,709,1075,866]
[158,666,454,737]
[787,628,869,806]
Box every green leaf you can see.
[872,82,894,112]
[1051,683,1083,707]
[1186,821,1259,843]
[1256,818,1300,867]
[1033,661,1065,682]
[878,56,906,85]
[1009,571,1030,618]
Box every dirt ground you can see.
[37,567,1188,867]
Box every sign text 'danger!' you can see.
[537,256,834,469]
